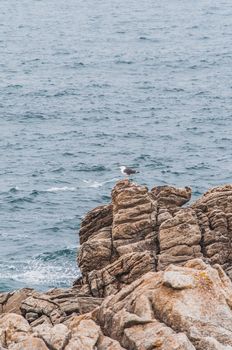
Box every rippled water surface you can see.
[0,0,232,291]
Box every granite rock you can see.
[2,181,232,349]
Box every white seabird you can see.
[120,166,139,176]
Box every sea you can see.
[0,0,231,292]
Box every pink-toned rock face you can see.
[193,185,232,278]
[2,259,232,349]
[151,185,192,208]
[65,317,125,350]
[78,180,159,298]
[111,180,156,243]
[0,313,31,348]
[93,259,232,349]
[0,289,34,315]
[2,181,232,349]
[78,181,195,300]
[158,208,203,270]
[79,204,113,245]
[33,323,70,350]
[77,181,232,299]
[8,337,48,350]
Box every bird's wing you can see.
[125,167,136,175]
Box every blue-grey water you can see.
[0,0,232,291]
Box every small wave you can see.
[139,36,159,42]
[164,87,185,92]
[21,112,47,120]
[63,152,75,156]
[39,248,76,262]
[65,62,85,69]
[101,194,111,201]
[46,186,77,192]
[104,177,120,183]
[83,180,104,188]
[115,60,133,65]
[76,164,107,172]
[9,196,33,204]
[83,178,119,188]
[6,84,23,89]
[51,167,66,173]
[31,189,39,196]
[9,186,20,193]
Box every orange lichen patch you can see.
[194,271,213,290]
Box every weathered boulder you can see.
[93,259,232,349]
[97,334,126,350]
[65,317,125,350]
[8,337,48,350]
[151,184,192,208]
[0,313,31,348]
[21,292,66,325]
[33,323,70,350]
[0,289,35,315]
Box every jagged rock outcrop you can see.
[192,185,232,279]
[0,287,102,327]
[2,180,232,349]
[92,259,232,349]
[78,180,158,298]
[0,312,125,350]
[2,260,232,349]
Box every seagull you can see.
[120,166,139,176]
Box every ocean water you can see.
[0,0,232,292]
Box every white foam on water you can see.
[83,180,104,188]
[0,259,79,288]
[0,232,29,239]
[104,177,120,183]
[82,177,119,188]
[46,186,77,192]
[5,185,20,193]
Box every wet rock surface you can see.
[1,180,232,349]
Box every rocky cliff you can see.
[1,179,232,349]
